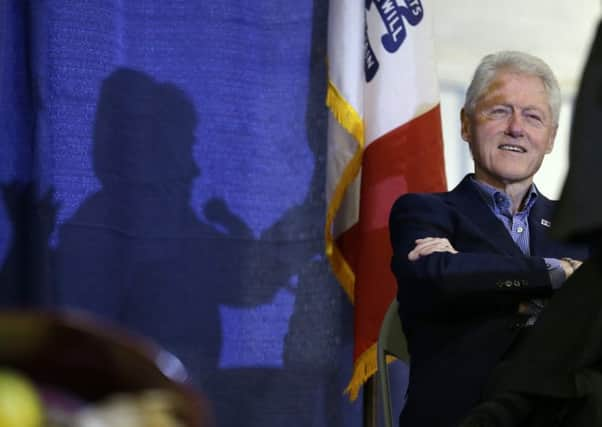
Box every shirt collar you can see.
[470,175,538,217]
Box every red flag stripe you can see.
[342,105,446,398]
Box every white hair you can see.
[463,51,561,125]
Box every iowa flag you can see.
[325,0,447,399]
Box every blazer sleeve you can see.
[389,193,554,318]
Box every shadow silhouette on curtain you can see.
[46,67,273,387]
[40,68,342,426]
[0,1,359,422]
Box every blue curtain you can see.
[0,1,361,425]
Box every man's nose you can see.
[505,111,524,137]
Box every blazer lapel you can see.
[529,194,559,256]
[447,176,524,256]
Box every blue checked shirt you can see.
[471,177,566,324]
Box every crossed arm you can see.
[408,236,582,278]
[390,193,582,317]
[407,236,582,314]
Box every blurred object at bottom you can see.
[60,389,187,427]
[0,310,214,427]
[0,368,44,427]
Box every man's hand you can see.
[408,237,458,261]
[560,257,583,279]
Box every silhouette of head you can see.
[92,68,199,185]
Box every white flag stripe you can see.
[327,0,365,119]
[364,3,440,143]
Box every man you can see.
[389,51,589,427]
[460,23,602,427]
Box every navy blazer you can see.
[389,175,589,427]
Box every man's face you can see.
[461,70,557,189]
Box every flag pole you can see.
[363,377,377,427]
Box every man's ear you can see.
[545,125,557,154]
[460,108,471,142]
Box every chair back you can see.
[377,298,409,427]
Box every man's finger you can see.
[415,237,437,243]
[410,240,448,257]
[409,239,457,260]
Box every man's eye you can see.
[524,113,544,125]
[487,108,510,118]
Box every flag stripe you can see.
[343,106,446,399]
[354,104,445,349]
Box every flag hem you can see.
[325,79,364,303]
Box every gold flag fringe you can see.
[325,81,365,146]
[344,343,377,401]
[344,344,401,401]
[327,78,381,402]
[324,79,364,303]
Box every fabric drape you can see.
[0,1,360,426]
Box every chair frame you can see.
[377,298,410,427]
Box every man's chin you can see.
[490,163,539,183]
[475,169,536,188]
[496,172,536,186]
